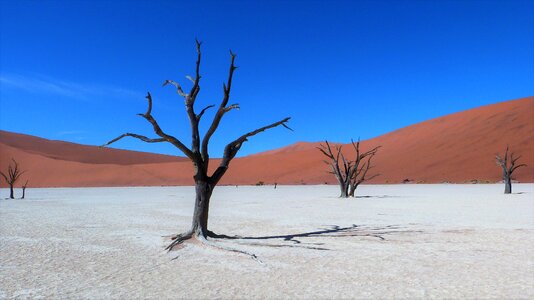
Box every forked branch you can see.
[197,104,215,120]
[0,158,25,185]
[201,50,238,162]
[211,117,291,185]
[103,93,193,159]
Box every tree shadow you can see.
[354,195,399,199]
[209,224,423,251]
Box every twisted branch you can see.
[211,117,291,185]
[201,50,238,163]
[103,93,193,159]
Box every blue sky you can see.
[1,0,533,157]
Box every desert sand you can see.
[1,184,533,299]
[1,97,533,187]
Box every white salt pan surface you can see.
[1,184,533,299]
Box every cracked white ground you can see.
[1,184,533,299]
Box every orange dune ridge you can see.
[0,97,532,187]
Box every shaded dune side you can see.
[0,131,187,165]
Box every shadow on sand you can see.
[210,224,423,251]
[354,195,400,199]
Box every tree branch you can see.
[210,117,291,185]
[223,103,240,113]
[504,145,509,167]
[161,41,203,155]
[162,80,187,97]
[318,141,345,180]
[190,39,202,100]
[133,92,194,159]
[366,173,380,181]
[201,50,238,163]
[0,171,8,182]
[510,163,527,174]
[102,133,166,147]
[495,154,505,168]
[197,104,215,121]
[1,159,25,185]
[317,142,335,159]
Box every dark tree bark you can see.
[318,141,352,198]
[0,159,25,199]
[21,180,29,199]
[496,146,526,194]
[103,41,291,251]
[318,140,380,198]
[348,139,380,197]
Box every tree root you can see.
[165,230,193,251]
[197,235,263,264]
[165,230,262,263]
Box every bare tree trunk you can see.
[348,182,359,197]
[191,180,213,237]
[20,180,29,199]
[339,181,349,198]
[334,171,349,198]
[504,175,512,194]
[9,184,14,199]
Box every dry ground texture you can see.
[1,184,533,299]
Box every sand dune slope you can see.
[236,96,534,185]
[0,97,532,187]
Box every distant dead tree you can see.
[318,140,380,198]
[21,180,29,199]
[103,41,291,252]
[318,141,353,197]
[495,146,526,194]
[348,139,380,197]
[0,158,26,199]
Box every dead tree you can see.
[0,158,25,199]
[103,41,290,251]
[318,140,380,198]
[21,180,29,199]
[348,139,380,197]
[496,146,526,194]
[318,141,353,197]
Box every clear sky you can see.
[1,0,533,157]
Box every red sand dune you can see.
[1,97,533,187]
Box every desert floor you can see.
[1,184,533,299]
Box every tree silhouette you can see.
[103,41,291,251]
[21,180,29,199]
[496,145,526,194]
[318,140,380,198]
[0,158,26,199]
